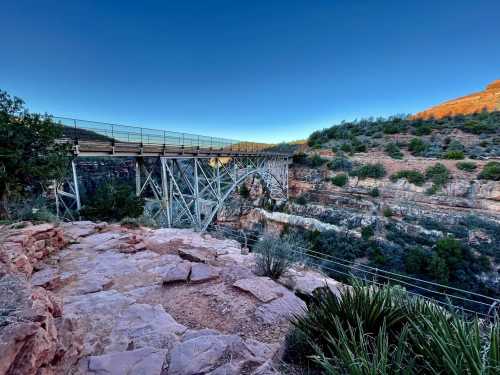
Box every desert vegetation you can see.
[284,282,499,374]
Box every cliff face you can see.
[414,79,500,119]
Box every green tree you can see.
[80,180,144,221]
[0,90,70,218]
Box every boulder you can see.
[190,263,220,283]
[87,347,168,375]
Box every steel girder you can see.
[55,155,289,231]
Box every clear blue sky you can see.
[2,0,500,142]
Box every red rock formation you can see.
[413,79,500,119]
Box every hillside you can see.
[414,79,500,119]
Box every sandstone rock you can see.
[87,347,168,375]
[168,334,276,375]
[279,269,345,297]
[182,328,220,341]
[162,261,191,284]
[190,263,220,283]
[179,247,216,263]
[60,221,98,240]
[107,303,187,352]
[233,277,283,303]
[255,293,307,324]
[31,268,61,290]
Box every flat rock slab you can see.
[190,263,220,283]
[108,303,187,352]
[162,261,191,284]
[31,267,61,290]
[255,293,307,324]
[87,347,167,375]
[179,247,216,263]
[233,277,284,303]
[168,334,278,375]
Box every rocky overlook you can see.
[0,221,343,375]
[414,79,500,119]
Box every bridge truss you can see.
[55,155,289,231]
[52,116,290,230]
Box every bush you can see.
[340,143,352,153]
[425,163,450,193]
[286,282,500,374]
[309,154,327,167]
[80,180,144,222]
[294,195,308,205]
[253,236,294,279]
[331,173,348,187]
[327,156,352,172]
[408,138,428,156]
[390,170,425,186]
[385,142,404,159]
[292,152,308,164]
[442,150,465,159]
[120,215,159,229]
[456,161,477,172]
[369,187,380,197]
[361,226,374,240]
[383,207,394,217]
[351,163,387,179]
[478,161,500,180]
[414,124,433,135]
[239,184,250,198]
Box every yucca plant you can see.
[312,318,417,374]
[286,281,417,368]
[410,311,500,374]
[285,280,500,374]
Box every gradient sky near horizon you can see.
[2,0,500,142]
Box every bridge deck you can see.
[54,116,290,158]
[61,140,288,158]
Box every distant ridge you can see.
[413,79,500,119]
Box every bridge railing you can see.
[53,116,280,154]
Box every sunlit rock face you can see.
[413,79,500,119]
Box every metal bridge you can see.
[53,117,291,231]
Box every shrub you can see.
[292,152,308,164]
[340,143,352,153]
[383,207,394,217]
[442,150,465,159]
[385,142,403,159]
[408,138,428,156]
[294,195,308,205]
[478,161,500,180]
[239,184,250,198]
[414,124,433,135]
[390,170,425,186]
[351,163,387,179]
[361,226,374,240]
[309,154,327,167]
[456,161,477,172]
[331,173,348,187]
[253,236,294,279]
[286,282,500,374]
[425,163,450,193]
[80,180,144,221]
[327,156,352,172]
[369,187,380,197]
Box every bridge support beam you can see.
[55,154,289,231]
